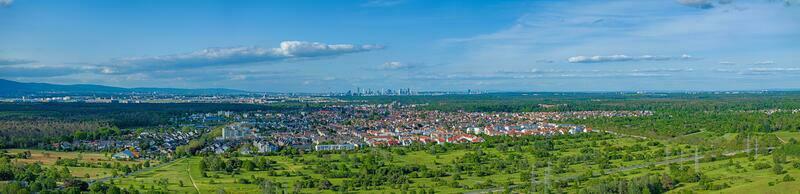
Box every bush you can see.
[754,162,771,170]
[773,163,785,174]
[783,174,796,182]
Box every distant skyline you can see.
[1,0,799,92]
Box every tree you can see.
[199,160,207,171]
[260,180,277,194]
[520,170,532,182]
[244,160,256,171]
[783,174,795,182]
[774,163,785,175]
[318,179,333,190]
[89,182,108,192]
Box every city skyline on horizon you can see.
[1,0,799,92]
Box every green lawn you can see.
[106,134,700,194]
[775,131,800,143]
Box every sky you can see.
[1,0,799,92]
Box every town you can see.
[46,103,652,159]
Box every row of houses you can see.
[363,129,484,147]
[112,149,140,160]
[315,144,358,151]
[465,123,591,136]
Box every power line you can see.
[694,147,700,173]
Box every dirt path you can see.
[92,158,183,183]
[777,135,788,144]
[187,165,201,193]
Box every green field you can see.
[108,133,704,193]
[97,132,800,194]
[6,132,800,193]
[2,149,156,181]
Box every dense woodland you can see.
[0,102,304,148]
[343,92,800,112]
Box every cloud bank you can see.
[676,0,716,9]
[361,0,405,7]
[104,41,383,74]
[748,67,800,73]
[0,66,83,78]
[0,0,12,7]
[753,60,776,65]
[0,58,36,66]
[567,54,693,63]
[380,61,416,70]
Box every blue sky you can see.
[1,0,799,92]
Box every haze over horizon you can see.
[1,0,799,92]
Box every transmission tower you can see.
[755,137,759,159]
[530,167,536,193]
[746,135,750,156]
[694,147,700,173]
[665,147,670,165]
[545,161,551,193]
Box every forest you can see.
[342,92,800,112]
[0,102,303,148]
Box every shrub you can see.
[783,174,796,182]
[754,162,771,170]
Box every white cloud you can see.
[443,0,797,75]
[567,55,635,63]
[0,66,83,78]
[748,67,800,72]
[380,61,412,70]
[0,58,36,66]
[103,41,383,74]
[633,68,694,73]
[730,67,800,75]
[713,68,736,72]
[567,54,693,63]
[676,0,715,9]
[361,0,405,7]
[410,69,676,81]
[0,0,13,7]
[753,60,776,65]
[677,0,799,9]
[719,61,736,65]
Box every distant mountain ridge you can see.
[0,79,251,96]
